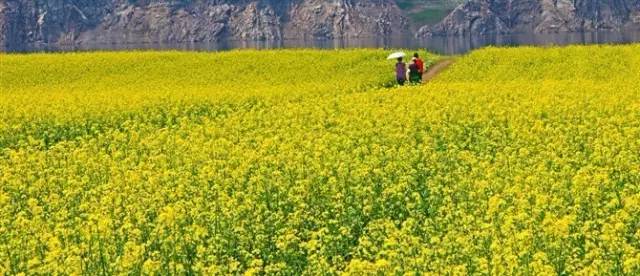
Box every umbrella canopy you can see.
[387,52,406,60]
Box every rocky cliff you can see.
[3,0,640,49]
[0,0,407,50]
[419,0,640,36]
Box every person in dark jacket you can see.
[408,57,422,84]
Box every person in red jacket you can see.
[413,53,425,81]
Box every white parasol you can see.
[386,51,407,60]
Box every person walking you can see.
[413,53,425,81]
[408,57,422,84]
[396,57,407,86]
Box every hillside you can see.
[0,0,407,50]
[396,0,463,28]
[421,0,640,36]
[2,0,640,48]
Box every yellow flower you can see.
[1,44,639,274]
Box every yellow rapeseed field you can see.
[1,45,639,275]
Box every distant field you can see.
[0,50,396,149]
[1,45,640,274]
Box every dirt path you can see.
[423,59,455,83]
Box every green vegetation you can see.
[397,0,462,27]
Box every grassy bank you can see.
[397,0,462,27]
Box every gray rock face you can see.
[0,0,407,49]
[4,0,638,47]
[422,0,640,36]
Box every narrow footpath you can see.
[423,58,455,83]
